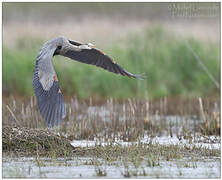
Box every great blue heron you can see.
[33,36,142,127]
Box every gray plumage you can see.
[33,36,142,127]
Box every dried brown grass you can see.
[3,96,220,140]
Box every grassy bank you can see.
[3,126,220,158]
[3,27,219,98]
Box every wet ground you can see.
[2,97,220,178]
[3,133,220,178]
[3,157,220,178]
[3,143,220,178]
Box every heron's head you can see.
[52,36,68,56]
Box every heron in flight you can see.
[33,36,142,127]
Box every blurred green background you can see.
[3,2,220,99]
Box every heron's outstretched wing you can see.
[63,40,142,79]
[33,44,66,127]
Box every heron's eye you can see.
[57,45,62,50]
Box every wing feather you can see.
[54,104,60,126]
[33,58,66,127]
[45,104,53,125]
[63,41,143,79]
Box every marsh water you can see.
[3,116,221,178]
[3,98,220,178]
[2,155,220,178]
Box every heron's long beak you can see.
[87,43,95,48]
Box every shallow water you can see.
[2,156,220,178]
[2,99,220,178]
[3,135,221,178]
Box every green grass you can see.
[3,26,220,98]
